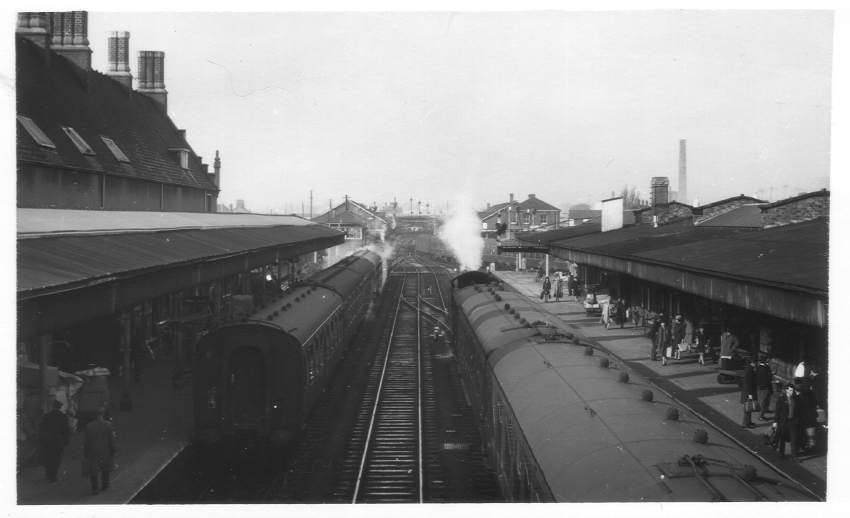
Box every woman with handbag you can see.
[740,361,758,428]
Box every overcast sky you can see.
[83,11,833,214]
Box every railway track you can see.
[346,272,424,503]
[140,254,500,504]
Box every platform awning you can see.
[17,209,346,337]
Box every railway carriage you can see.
[451,271,814,502]
[194,250,381,449]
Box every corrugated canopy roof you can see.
[18,209,344,297]
[549,218,827,293]
[18,208,316,237]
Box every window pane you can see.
[17,115,56,149]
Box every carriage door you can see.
[228,346,266,428]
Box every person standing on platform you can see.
[541,276,551,303]
[616,300,627,329]
[658,319,672,366]
[554,276,563,302]
[83,407,117,495]
[798,381,819,453]
[648,314,662,361]
[693,325,710,365]
[774,384,800,459]
[740,360,758,428]
[756,355,774,420]
[671,315,686,359]
[39,400,70,483]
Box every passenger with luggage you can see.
[740,360,758,428]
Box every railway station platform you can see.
[492,270,828,499]
[16,357,193,505]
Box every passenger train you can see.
[451,271,814,502]
[194,250,382,449]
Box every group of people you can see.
[741,358,824,460]
[538,272,580,303]
[38,401,118,495]
[645,314,712,366]
[604,299,629,329]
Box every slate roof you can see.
[515,221,601,245]
[696,204,763,227]
[516,196,559,212]
[16,36,218,191]
[478,201,513,220]
[311,199,386,226]
[549,217,827,294]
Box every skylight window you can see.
[17,116,56,149]
[101,136,131,163]
[61,126,95,155]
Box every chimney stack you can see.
[509,193,515,203]
[528,194,536,199]
[650,177,670,207]
[106,31,132,89]
[137,50,167,113]
[678,139,688,204]
[16,12,50,48]
[48,12,92,70]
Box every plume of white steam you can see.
[438,196,484,271]
[364,242,395,289]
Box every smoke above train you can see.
[437,195,484,271]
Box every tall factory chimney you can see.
[106,31,132,89]
[678,139,687,204]
[137,50,167,113]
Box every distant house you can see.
[312,197,388,243]
[479,193,560,238]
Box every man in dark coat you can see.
[740,361,758,428]
[658,320,672,366]
[756,355,774,420]
[39,400,70,482]
[84,407,117,495]
[774,384,800,459]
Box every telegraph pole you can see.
[310,189,313,219]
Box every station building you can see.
[15,11,346,476]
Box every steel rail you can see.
[351,275,408,503]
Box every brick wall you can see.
[762,193,829,228]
